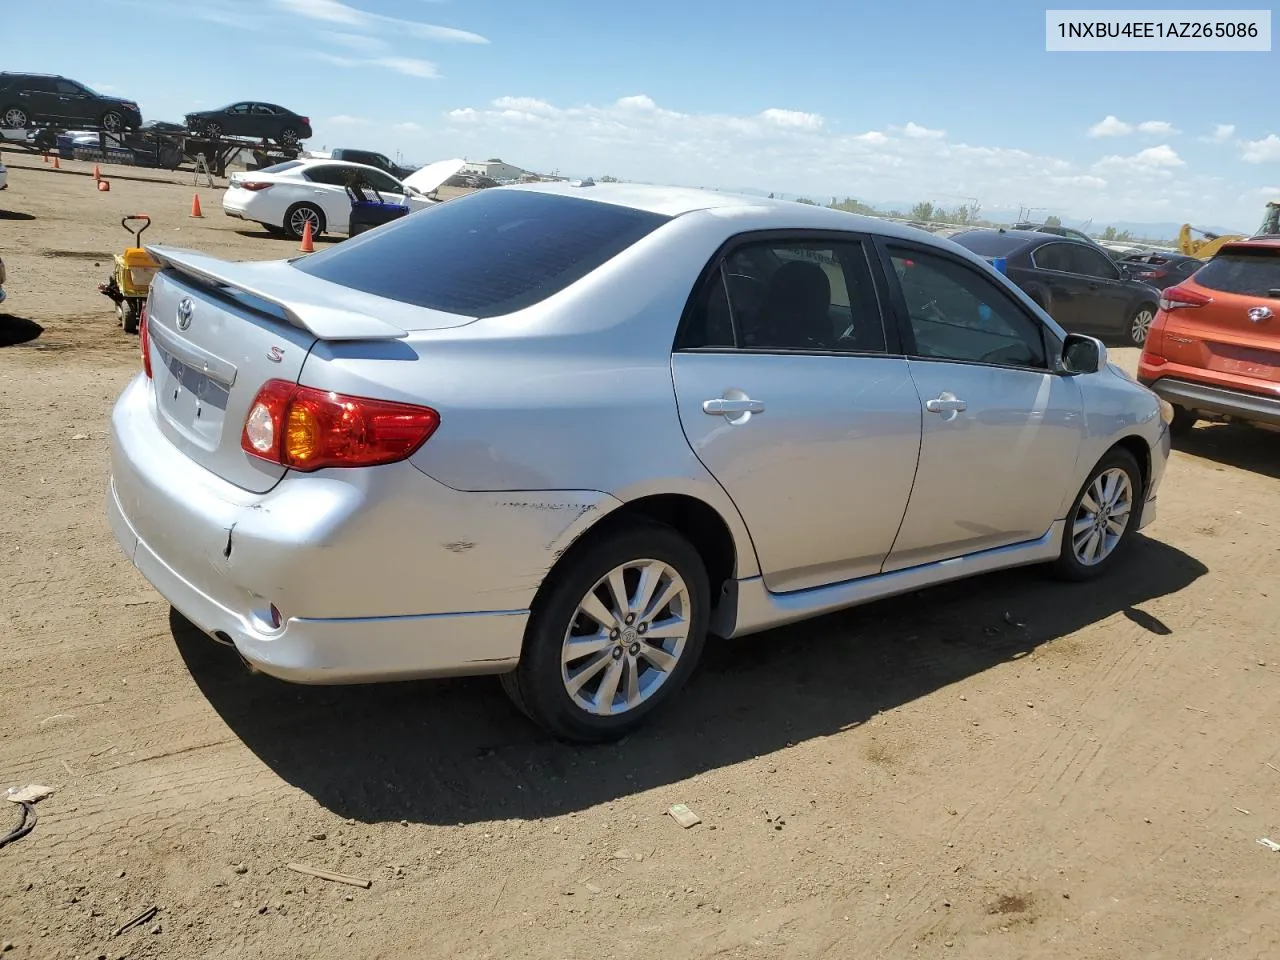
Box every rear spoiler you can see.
[145,245,409,341]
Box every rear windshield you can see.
[1194,250,1280,299]
[293,189,671,318]
[949,231,1027,257]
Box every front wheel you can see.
[1128,305,1156,346]
[101,111,123,134]
[1051,447,1142,582]
[500,522,710,742]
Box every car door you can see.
[223,102,254,137]
[671,233,923,593]
[876,240,1086,572]
[1028,241,1098,333]
[300,164,353,232]
[359,168,412,206]
[53,79,95,124]
[20,77,60,124]
[1068,244,1140,338]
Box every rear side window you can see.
[1194,250,1280,299]
[293,190,671,318]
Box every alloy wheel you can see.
[560,559,692,716]
[1130,308,1154,345]
[1071,467,1133,566]
[289,207,320,238]
[3,107,28,129]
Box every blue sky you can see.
[7,0,1278,227]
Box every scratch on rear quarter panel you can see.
[443,540,475,554]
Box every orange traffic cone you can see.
[93,163,101,181]
[299,220,315,253]
[98,180,110,192]
[190,193,204,218]
[52,155,60,169]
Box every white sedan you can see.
[222,157,465,240]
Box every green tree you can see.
[1044,214,1062,227]
[795,197,818,205]
[910,201,935,222]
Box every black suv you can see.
[0,73,142,133]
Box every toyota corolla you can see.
[107,183,1171,741]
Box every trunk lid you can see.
[141,247,415,493]
[1164,246,1280,383]
[401,157,466,196]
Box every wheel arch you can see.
[538,492,745,623]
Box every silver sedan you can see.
[107,182,1172,741]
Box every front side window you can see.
[889,247,1047,368]
[1033,242,1073,273]
[1070,246,1120,280]
[681,239,887,352]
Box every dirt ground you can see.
[1,155,1278,960]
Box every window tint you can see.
[1033,242,1074,272]
[293,189,671,318]
[251,104,276,115]
[1071,246,1119,279]
[303,164,348,185]
[55,80,83,95]
[683,240,886,352]
[1194,250,1280,299]
[227,103,251,115]
[889,247,1047,368]
[951,231,1027,258]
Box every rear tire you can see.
[284,203,325,241]
[2,106,29,129]
[501,521,710,742]
[120,299,139,334]
[101,111,123,134]
[1051,447,1142,582]
[1128,305,1156,346]
[278,127,300,148]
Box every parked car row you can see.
[950,228,1163,346]
[0,71,313,149]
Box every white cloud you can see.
[426,93,1275,224]
[318,30,388,52]
[272,0,488,42]
[1199,123,1237,144]
[1087,115,1132,137]
[375,56,439,78]
[311,51,438,78]
[1137,120,1179,136]
[90,82,122,94]
[395,121,424,133]
[759,108,824,131]
[1094,144,1185,172]
[895,121,945,139]
[327,114,371,126]
[1241,134,1280,163]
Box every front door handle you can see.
[703,397,765,416]
[925,394,967,414]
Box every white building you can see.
[460,158,532,181]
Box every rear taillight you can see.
[241,379,440,471]
[239,181,272,191]
[1158,284,1212,311]
[139,305,152,378]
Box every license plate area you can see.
[155,341,232,450]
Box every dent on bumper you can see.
[109,477,527,682]
[107,375,616,683]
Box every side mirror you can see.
[1061,333,1107,375]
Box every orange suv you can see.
[1138,238,1280,435]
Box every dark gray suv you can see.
[0,73,142,133]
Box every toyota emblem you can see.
[176,297,194,330]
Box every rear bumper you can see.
[106,374,615,684]
[1141,376,1280,427]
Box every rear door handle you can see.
[703,397,765,416]
[925,395,967,414]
